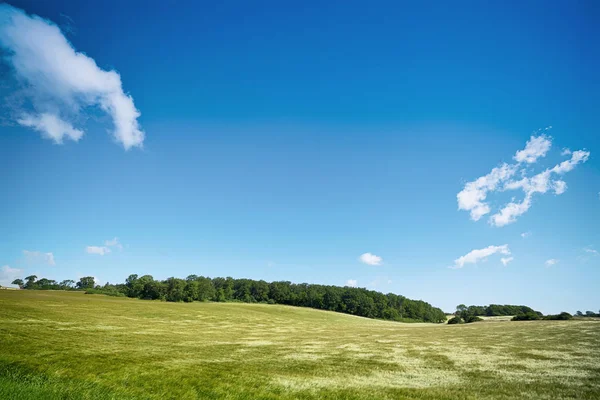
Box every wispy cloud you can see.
[545,259,559,267]
[513,134,552,163]
[584,247,599,255]
[86,237,123,255]
[0,4,144,149]
[23,250,55,266]
[457,129,590,227]
[104,237,123,250]
[86,246,110,256]
[450,245,510,269]
[345,279,358,287]
[0,265,23,286]
[521,232,532,238]
[359,252,383,266]
[501,257,514,266]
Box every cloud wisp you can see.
[545,259,559,267]
[0,4,144,149]
[450,245,511,269]
[23,250,55,266]
[345,279,358,287]
[457,130,590,227]
[359,252,383,266]
[85,237,123,256]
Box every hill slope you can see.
[1,290,599,399]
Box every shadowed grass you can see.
[1,290,599,399]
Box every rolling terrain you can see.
[1,290,599,399]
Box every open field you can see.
[1,291,599,399]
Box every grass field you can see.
[1,291,599,399]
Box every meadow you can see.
[1,290,599,399]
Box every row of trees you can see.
[512,312,573,321]
[455,304,539,317]
[11,274,447,323]
[11,276,95,290]
[575,310,600,317]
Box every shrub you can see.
[448,316,463,324]
[512,312,541,321]
[544,312,573,320]
[464,315,483,323]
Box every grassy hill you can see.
[1,290,599,399]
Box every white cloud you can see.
[17,113,83,143]
[104,237,123,250]
[561,148,572,156]
[345,279,357,287]
[0,4,144,149]
[458,131,590,227]
[551,150,590,174]
[545,259,559,266]
[450,245,510,269]
[86,237,123,255]
[514,134,552,163]
[584,248,599,255]
[457,163,518,221]
[500,257,514,266]
[0,265,23,286]
[490,196,531,227]
[359,252,383,266]
[23,250,55,266]
[86,246,110,256]
[521,232,531,238]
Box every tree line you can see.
[12,274,447,323]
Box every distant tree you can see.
[60,280,75,289]
[576,311,584,317]
[585,311,596,317]
[76,276,95,289]
[512,312,541,321]
[448,316,463,324]
[11,279,24,289]
[543,312,573,321]
[24,275,38,289]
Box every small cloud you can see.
[359,252,382,266]
[513,134,552,164]
[345,279,357,287]
[450,244,510,269]
[584,247,599,255]
[104,237,123,250]
[521,232,531,238]
[86,246,110,256]
[500,257,514,266]
[86,237,123,255]
[0,265,23,286]
[545,259,559,267]
[561,148,572,156]
[23,250,55,266]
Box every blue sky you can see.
[1,1,598,313]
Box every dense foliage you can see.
[512,311,573,321]
[11,274,447,323]
[457,304,540,317]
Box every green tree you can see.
[11,279,24,289]
[24,275,38,289]
[76,276,95,289]
[60,280,75,289]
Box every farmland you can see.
[1,290,599,399]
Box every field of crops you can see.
[1,290,599,399]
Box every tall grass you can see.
[1,290,599,399]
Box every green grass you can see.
[1,291,599,399]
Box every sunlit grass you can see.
[1,290,599,399]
